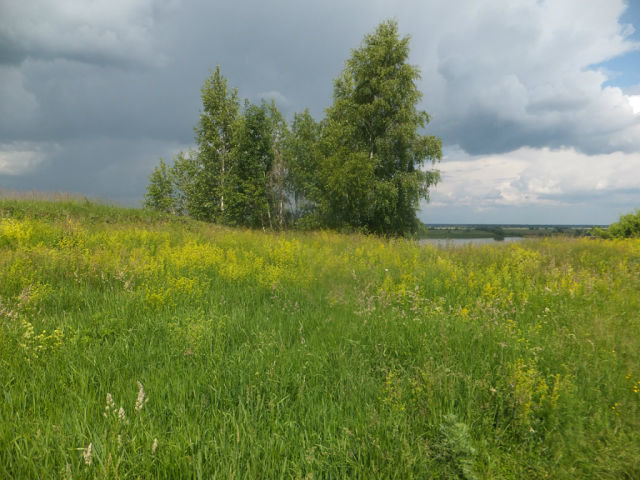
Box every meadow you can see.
[1,197,639,479]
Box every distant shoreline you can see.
[419,224,602,239]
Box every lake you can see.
[419,237,524,247]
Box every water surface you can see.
[419,237,524,247]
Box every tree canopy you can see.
[144,20,441,236]
[321,20,441,235]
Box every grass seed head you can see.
[82,443,93,465]
[104,393,115,417]
[135,380,148,412]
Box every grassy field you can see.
[1,198,639,479]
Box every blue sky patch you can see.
[598,0,640,89]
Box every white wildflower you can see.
[151,438,158,455]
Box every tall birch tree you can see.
[322,20,442,235]
[191,65,240,222]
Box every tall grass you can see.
[1,199,639,478]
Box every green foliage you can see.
[436,415,477,480]
[226,101,274,228]
[166,150,198,216]
[191,65,241,222]
[143,159,175,213]
[594,209,640,238]
[144,20,442,236]
[145,66,291,230]
[321,20,442,235]
[286,109,322,225]
[265,100,290,230]
[320,149,377,230]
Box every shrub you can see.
[593,209,640,238]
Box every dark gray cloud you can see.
[7,59,197,143]
[0,138,188,204]
[1,0,639,222]
[0,0,174,67]
[0,0,381,205]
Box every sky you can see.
[1,0,639,225]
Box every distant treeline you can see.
[421,225,601,239]
[420,212,640,240]
[144,21,441,237]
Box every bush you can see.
[594,209,640,238]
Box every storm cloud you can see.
[1,0,639,223]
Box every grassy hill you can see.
[1,198,639,478]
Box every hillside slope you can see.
[1,199,639,478]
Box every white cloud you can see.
[430,146,640,211]
[0,142,52,175]
[629,95,640,114]
[382,0,640,155]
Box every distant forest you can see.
[144,21,442,237]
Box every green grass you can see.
[1,198,639,478]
